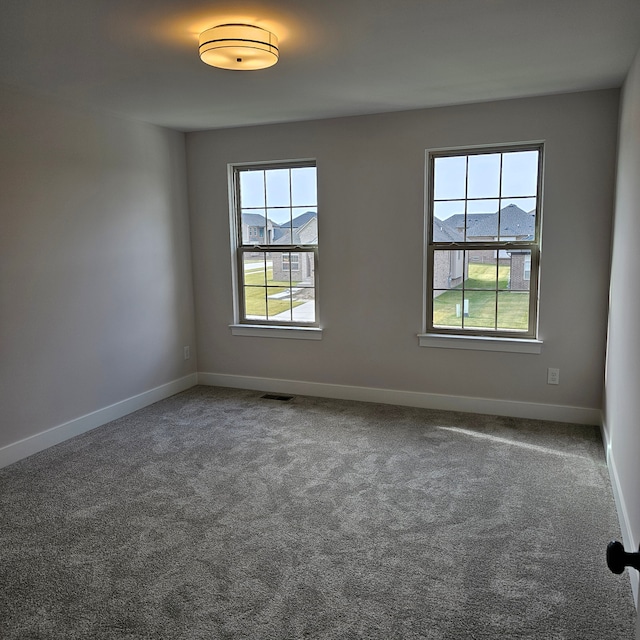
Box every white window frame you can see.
[228,160,321,339]
[420,143,544,350]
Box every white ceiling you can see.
[1,0,639,131]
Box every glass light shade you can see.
[199,24,279,70]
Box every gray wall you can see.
[187,90,619,411]
[0,85,196,450]
[604,46,640,605]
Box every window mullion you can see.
[464,155,469,242]
[288,250,293,322]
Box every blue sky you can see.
[240,166,317,227]
[433,150,539,219]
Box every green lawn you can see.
[433,263,529,331]
[243,267,306,318]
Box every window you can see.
[231,161,318,327]
[282,253,300,272]
[426,144,543,339]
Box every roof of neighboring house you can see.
[272,211,318,244]
[241,213,270,227]
[444,204,534,238]
[291,210,317,228]
[272,217,318,245]
[242,210,317,240]
[272,226,286,242]
[433,218,463,242]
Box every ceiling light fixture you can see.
[198,24,279,71]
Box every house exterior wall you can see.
[468,250,510,265]
[433,251,452,293]
[432,250,465,296]
[241,220,273,244]
[508,253,530,291]
[272,251,316,284]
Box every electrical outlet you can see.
[547,368,560,385]
[184,346,190,360]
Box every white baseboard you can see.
[0,374,198,469]
[197,372,600,425]
[601,416,639,608]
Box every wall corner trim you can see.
[0,374,198,469]
[197,372,600,425]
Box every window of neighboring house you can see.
[425,143,543,339]
[231,161,318,327]
[282,253,300,271]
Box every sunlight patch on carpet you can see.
[438,426,588,459]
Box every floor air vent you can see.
[261,393,294,402]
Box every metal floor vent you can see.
[260,393,294,402]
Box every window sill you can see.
[230,324,323,340]
[417,333,542,354]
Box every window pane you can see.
[281,252,302,278]
[432,216,462,243]
[241,210,266,244]
[433,250,464,291]
[501,150,539,197]
[268,295,292,322]
[465,251,498,290]
[267,208,289,246]
[497,291,530,331]
[265,286,315,322]
[267,207,290,228]
[463,291,496,330]
[292,288,315,323]
[296,258,315,287]
[433,214,464,242]
[433,289,463,328]
[244,286,266,320]
[292,208,318,246]
[267,251,290,287]
[243,253,266,286]
[467,199,499,215]
[262,251,316,323]
[502,197,536,213]
[239,170,265,208]
[279,251,315,285]
[504,250,532,291]
[434,201,464,220]
[266,251,293,320]
[265,168,290,207]
[498,203,535,242]
[434,156,466,200]
[433,203,464,242]
[467,153,500,199]
[291,167,317,206]
[466,210,497,240]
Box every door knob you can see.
[606,540,640,574]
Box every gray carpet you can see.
[0,385,635,639]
